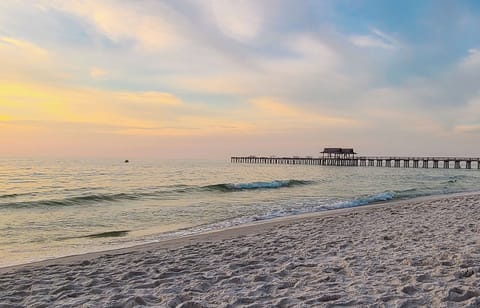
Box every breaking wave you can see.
[203,180,313,191]
[0,180,314,209]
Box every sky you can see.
[1,0,480,159]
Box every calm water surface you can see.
[1,158,479,267]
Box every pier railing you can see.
[230,156,480,169]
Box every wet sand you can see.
[1,193,480,307]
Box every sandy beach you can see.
[1,193,480,307]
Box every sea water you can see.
[1,158,479,267]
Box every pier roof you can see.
[321,148,356,154]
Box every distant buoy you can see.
[124,159,129,163]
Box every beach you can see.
[1,193,480,307]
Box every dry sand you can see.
[1,193,480,307]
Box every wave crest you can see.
[204,180,312,191]
[334,191,396,209]
[0,193,140,209]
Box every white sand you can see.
[1,193,480,307]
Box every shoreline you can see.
[2,190,480,306]
[1,190,477,274]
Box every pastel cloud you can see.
[250,97,357,128]
[89,67,108,79]
[455,124,480,133]
[0,36,49,72]
[200,0,265,41]
[350,28,399,49]
[51,0,181,50]
[0,36,48,56]
[461,48,480,68]
[0,82,182,131]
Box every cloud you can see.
[198,0,265,41]
[0,82,184,132]
[50,0,182,50]
[0,35,69,83]
[114,92,183,106]
[350,35,393,49]
[350,28,398,49]
[455,124,480,133]
[89,67,108,79]
[250,97,359,128]
[0,36,48,56]
[43,0,270,75]
[461,48,480,68]
[169,75,248,95]
[284,34,340,70]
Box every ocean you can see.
[1,158,479,267]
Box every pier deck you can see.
[230,156,480,169]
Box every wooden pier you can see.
[232,147,480,169]
[230,156,480,169]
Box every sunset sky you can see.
[1,1,480,158]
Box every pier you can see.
[231,148,480,169]
[230,156,480,169]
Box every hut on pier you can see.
[321,148,356,159]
